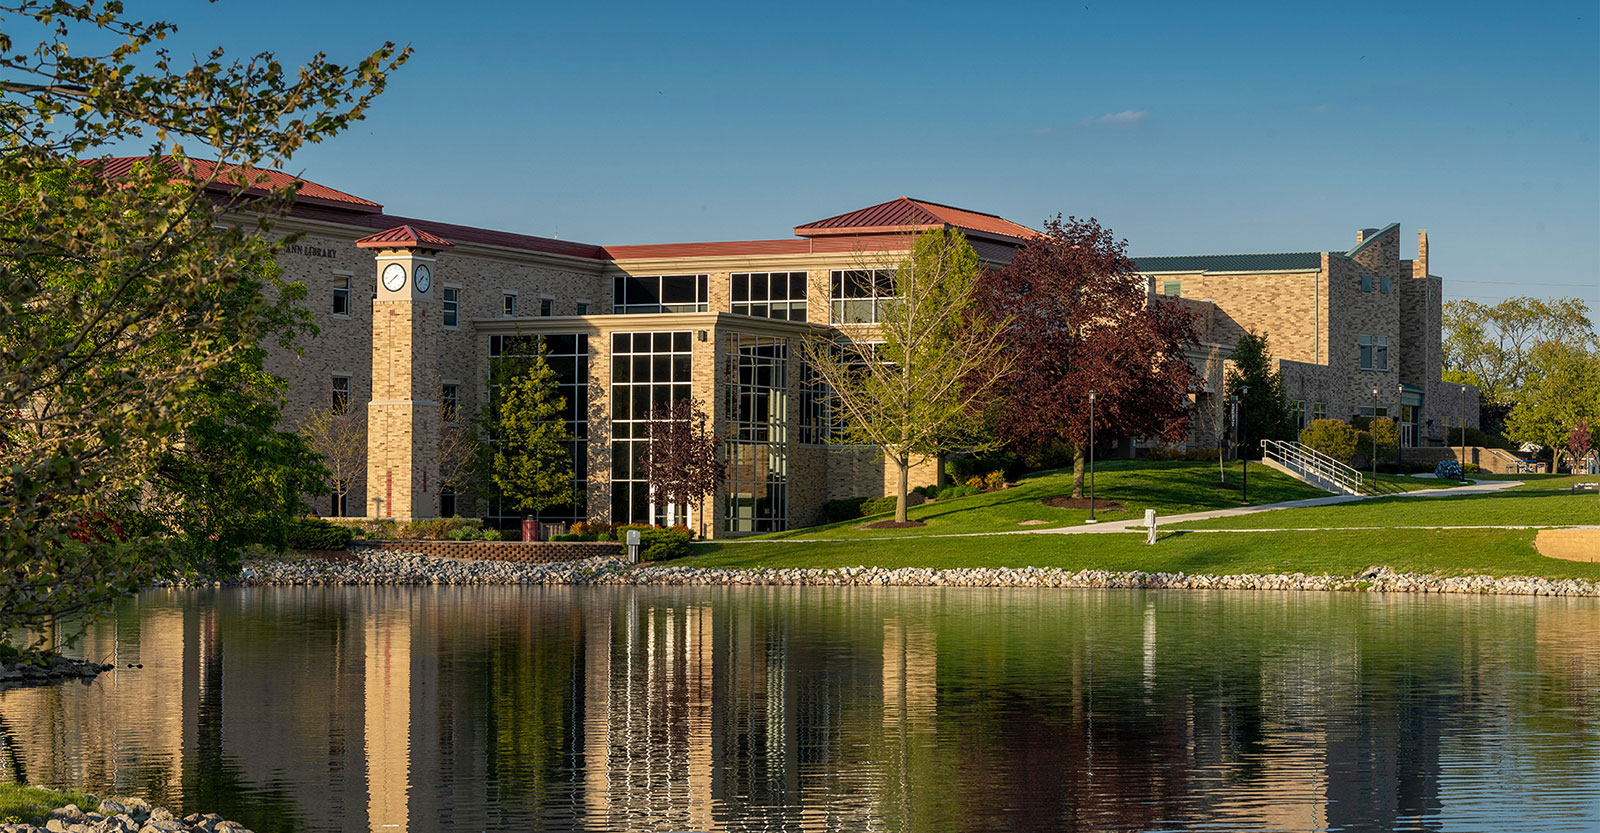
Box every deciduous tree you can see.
[1443,297,1597,412]
[639,396,725,538]
[1569,420,1592,473]
[1504,342,1600,472]
[799,229,1013,523]
[975,216,1202,499]
[299,404,366,517]
[0,0,408,642]
[1299,419,1358,463]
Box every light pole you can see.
[1238,385,1249,504]
[1371,387,1380,488]
[1459,385,1467,464]
[1397,384,1406,471]
[1086,389,1097,523]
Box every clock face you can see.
[381,263,407,292]
[415,264,432,293]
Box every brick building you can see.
[172,163,1459,536]
[1136,223,1478,451]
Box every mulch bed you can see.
[860,519,928,530]
[1040,496,1127,512]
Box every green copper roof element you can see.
[1346,222,1400,258]
[1132,252,1323,274]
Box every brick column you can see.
[356,226,454,520]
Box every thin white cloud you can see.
[1085,109,1149,126]
[1031,127,1052,135]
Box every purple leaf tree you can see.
[639,396,726,539]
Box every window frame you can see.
[730,271,809,320]
[332,276,350,317]
[503,293,517,318]
[331,375,351,415]
[441,383,459,422]
[442,287,459,328]
[612,274,710,314]
[829,269,898,324]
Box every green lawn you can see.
[752,461,1330,540]
[1172,491,1600,530]
[1474,472,1600,491]
[1358,472,1473,494]
[0,784,95,825]
[680,528,1600,579]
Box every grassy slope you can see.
[1173,492,1600,530]
[752,461,1330,540]
[0,784,96,825]
[680,528,1600,579]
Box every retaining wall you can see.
[354,539,619,564]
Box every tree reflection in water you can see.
[0,587,1595,832]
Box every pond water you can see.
[1,586,1596,832]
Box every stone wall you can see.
[356,539,618,563]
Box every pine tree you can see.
[481,349,575,516]
[1225,331,1296,455]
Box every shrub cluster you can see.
[945,452,1022,483]
[1299,419,1358,462]
[325,517,500,541]
[824,497,871,523]
[860,496,899,516]
[285,518,354,550]
[1144,446,1223,462]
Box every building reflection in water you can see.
[0,588,1595,832]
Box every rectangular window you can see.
[612,274,709,314]
[1313,402,1327,421]
[830,269,897,324]
[731,271,808,320]
[1380,276,1392,294]
[1375,335,1389,371]
[1361,274,1373,292]
[576,302,589,315]
[442,288,459,327]
[540,298,554,317]
[609,331,693,525]
[332,277,349,316]
[1161,281,1182,297]
[439,486,456,518]
[485,333,590,533]
[331,376,350,415]
[1359,406,1389,418]
[1291,400,1307,431]
[503,294,517,317]
[371,281,377,300]
[1360,335,1373,370]
[723,334,790,533]
[442,383,459,422]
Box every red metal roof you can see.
[794,197,1037,242]
[353,224,455,250]
[85,156,383,212]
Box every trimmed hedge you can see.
[824,498,871,523]
[286,518,354,550]
[860,496,898,516]
[623,528,691,561]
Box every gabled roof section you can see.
[1133,252,1324,274]
[794,197,1037,243]
[86,156,383,213]
[354,224,455,250]
[1346,222,1399,258]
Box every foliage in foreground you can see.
[0,784,98,826]
[0,0,408,645]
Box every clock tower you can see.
[356,225,454,520]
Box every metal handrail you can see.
[1261,439,1364,495]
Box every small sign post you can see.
[1144,509,1158,546]
[626,529,641,564]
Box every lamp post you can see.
[1086,390,1097,523]
[1397,384,1406,471]
[1238,385,1249,504]
[1371,387,1380,488]
[1459,385,1467,464]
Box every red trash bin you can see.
[521,518,539,542]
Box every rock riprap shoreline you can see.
[155,551,1600,597]
[1,797,252,833]
[0,656,115,691]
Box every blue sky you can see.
[134,0,1597,309]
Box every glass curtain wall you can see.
[724,334,789,533]
[610,331,693,524]
[484,333,589,532]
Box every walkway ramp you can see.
[1260,439,1364,496]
